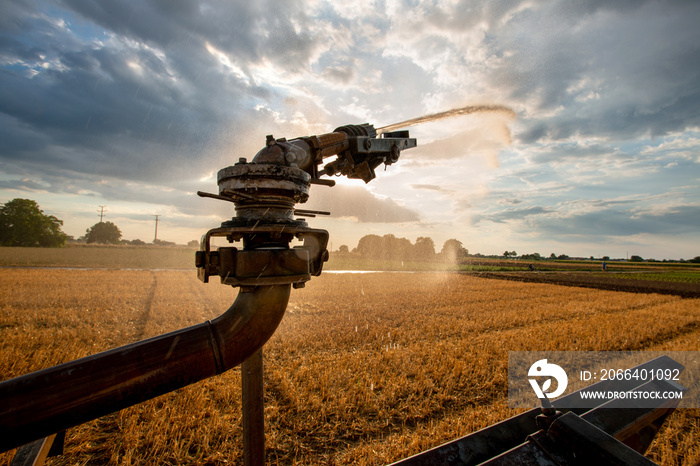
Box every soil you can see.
[473,271,700,299]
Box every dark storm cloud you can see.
[0,177,49,191]
[538,205,700,237]
[481,0,700,144]
[59,0,321,73]
[475,199,700,238]
[0,0,325,193]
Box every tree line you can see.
[1,198,123,247]
[341,234,468,262]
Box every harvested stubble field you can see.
[1,269,699,465]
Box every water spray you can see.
[376,104,515,134]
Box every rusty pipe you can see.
[0,284,291,452]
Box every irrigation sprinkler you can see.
[193,124,417,464]
[0,123,417,465]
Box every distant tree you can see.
[630,255,644,262]
[0,198,68,247]
[690,256,700,264]
[153,239,176,247]
[356,234,416,261]
[355,234,442,261]
[357,234,383,258]
[413,236,436,260]
[521,252,542,261]
[602,256,610,261]
[557,254,569,260]
[389,235,413,260]
[187,240,199,247]
[441,239,468,262]
[503,250,517,259]
[549,253,557,260]
[130,239,147,246]
[85,221,122,244]
[338,244,349,253]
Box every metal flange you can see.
[217,163,311,223]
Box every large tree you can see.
[355,234,443,261]
[0,198,68,247]
[413,236,436,260]
[85,221,122,244]
[440,239,468,263]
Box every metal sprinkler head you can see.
[195,123,417,289]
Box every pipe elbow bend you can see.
[210,284,291,372]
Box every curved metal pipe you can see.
[0,284,291,452]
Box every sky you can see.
[1,0,699,260]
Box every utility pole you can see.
[154,215,160,243]
[98,206,107,223]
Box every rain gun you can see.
[0,123,417,464]
[193,124,416,286]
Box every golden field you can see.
[0,268,699,465]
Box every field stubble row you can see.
[0,270,698,465]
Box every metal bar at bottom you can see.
[242,348,264,466]
[10,434,56,466]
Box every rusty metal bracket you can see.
[195,225,329,287]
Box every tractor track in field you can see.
[135,272,157,340]
[473,271,700,298]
